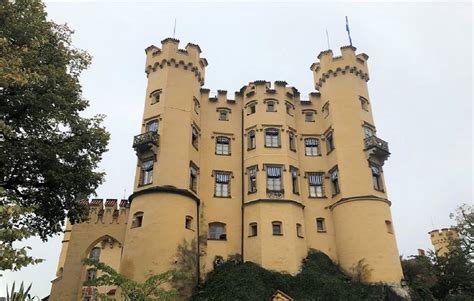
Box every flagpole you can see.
[173,18,177,38]
[345,16,353,46]
[326,29,331,50]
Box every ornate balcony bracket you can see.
[132,131,159,158]
[267,190,284,199]
[364,136,390,165]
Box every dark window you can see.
[265,128,280,147]
[215,172,230,197]
[209,222,226,240]
[89,247,101,260]
[286,103,293,115]
[192,127,199,149]
[248,130,256,150]
[266,166,282,192]
[316,218,326,232]
[146,120,158,132]
[249,104,256,114]
[216,136,230,155]
[308,173,324,197]
[386,220,394,234]
[296,223,303,237]
[190,165,198,192]
[290,167,299,194]
[86,268,97,281]
[140,159,154,185]
[305,138,320,156]
[326,132,335,153]
[219,110,228,121]
[248,166,257,193]
[150,89,162,104]
[371,165,383,191]
[185,216,193,230]
[249,223,258,237]
[132,212,144,228]
[267,101,275,112]
[194,97,200,114]
[289,132,296,151]
[272,221,282,235]
[360,96,369,111]
[330,169,340,195]
[305,112,314,122]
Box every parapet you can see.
[311,46,370,90]
[78,198,130,225]
[144,38,208,86]
[240,80,301,103]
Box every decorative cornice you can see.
[186,42,202,53]
[161,37,180,44]
[145,58,205,86]
[328,195,390,210]
[243,198,305,209]
[314,65,369,89]
[317,49,333,59]
[340,45,357,51]
[274,80,287,86]
[128,186,200,205]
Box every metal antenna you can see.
[123,188,126,199]
[173,18,177,38]
[325,29,331,50]
[345,16,353,46]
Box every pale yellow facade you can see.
[50,38,403,300]
[429,228,459,257]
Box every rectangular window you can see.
[305,138,320,156]
[267,101,275,112]
[272,221,282,235]
[216,136,230,155]
[219,110,228,121]
[371,165,383,191]
[249,223,257,237]
[330,168,340,195]
[185,216,193,230]
[316,218,326,232]
[305,112,314,122]
[286,103,293,115]
[266,166,282,192]
[146,120,159,132]
[190,165,198,192]
[290,166,299,194]
[140,159,154,185]
[215,172,230,197]
[296,223,303,237]
[265,128,280,148]
[248,130,256,150]
[192,127,199,149]
[364,126,374,138]
[150,89,162,105]
[248,166,257,193]
[326,131,334,153]
[209,223,226,240]
[193,97,200,114]
[308,173,324,197]
[249,104,256,114]
[289,132,296,151]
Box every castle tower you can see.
[242,81,308,273]
[311,46,403,283]
[119,38,207,281]
[429,228,459,256]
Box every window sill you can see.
[290,148,297,152]
[305,154,322,157]
[207,238,227,241]
[374,188,385,193]
[264,145,281,148]
[215,153,231,156]
[247,147,256,151]
[293,192,300,195]
[138,183,153,187]
[185,228,195,232]
[273,233,284,236]
[192,145,199,151]
[297,235,304,238]
[309,196,327,199]
[267,189,284,193]
[248,235,257,238]
[317,230,327,233]
[214,195,232,198]
[305,120,315,123]
[247,191,257,195]
[331,193,340,197]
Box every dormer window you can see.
[150,89,162,105]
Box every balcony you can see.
[364,136,390,165]
[133,131,159,156]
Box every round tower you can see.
[120,38,207,281]
[242,81,307,274]
[311,46,403,284]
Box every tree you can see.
[82,258,187,301]
[0,0,109,270]
[450,204,473,258]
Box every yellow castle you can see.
[50,38,404,300]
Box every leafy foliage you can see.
[0,0,109,271]
[172,239,199,298]
[6,281,37,301]
[192,250,385,301]
[83,258,188,301]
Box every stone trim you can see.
[315,65,369,89]
[128,186,200,204]
[145,58,205,86]
[244,198,305,208]
[328,195,391,210]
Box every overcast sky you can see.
[1,1,472,298]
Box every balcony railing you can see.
[364,135,390,164]
[132,131,159,153]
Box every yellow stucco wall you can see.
[50,39,404,300]
[429,228,459,257]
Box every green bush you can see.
[192,250,385,301]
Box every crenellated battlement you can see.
[78,198,130,225]
[311,46,370,90]
[144,38,208,86]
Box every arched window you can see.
[131,212,144,228]
[208,222,226,240]
[265,128,280,148]
[248,130,256,150]
[89,247,101,260]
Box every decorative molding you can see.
[314,65,369,89]
[128,186,200,204]
[243,198,305,209]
